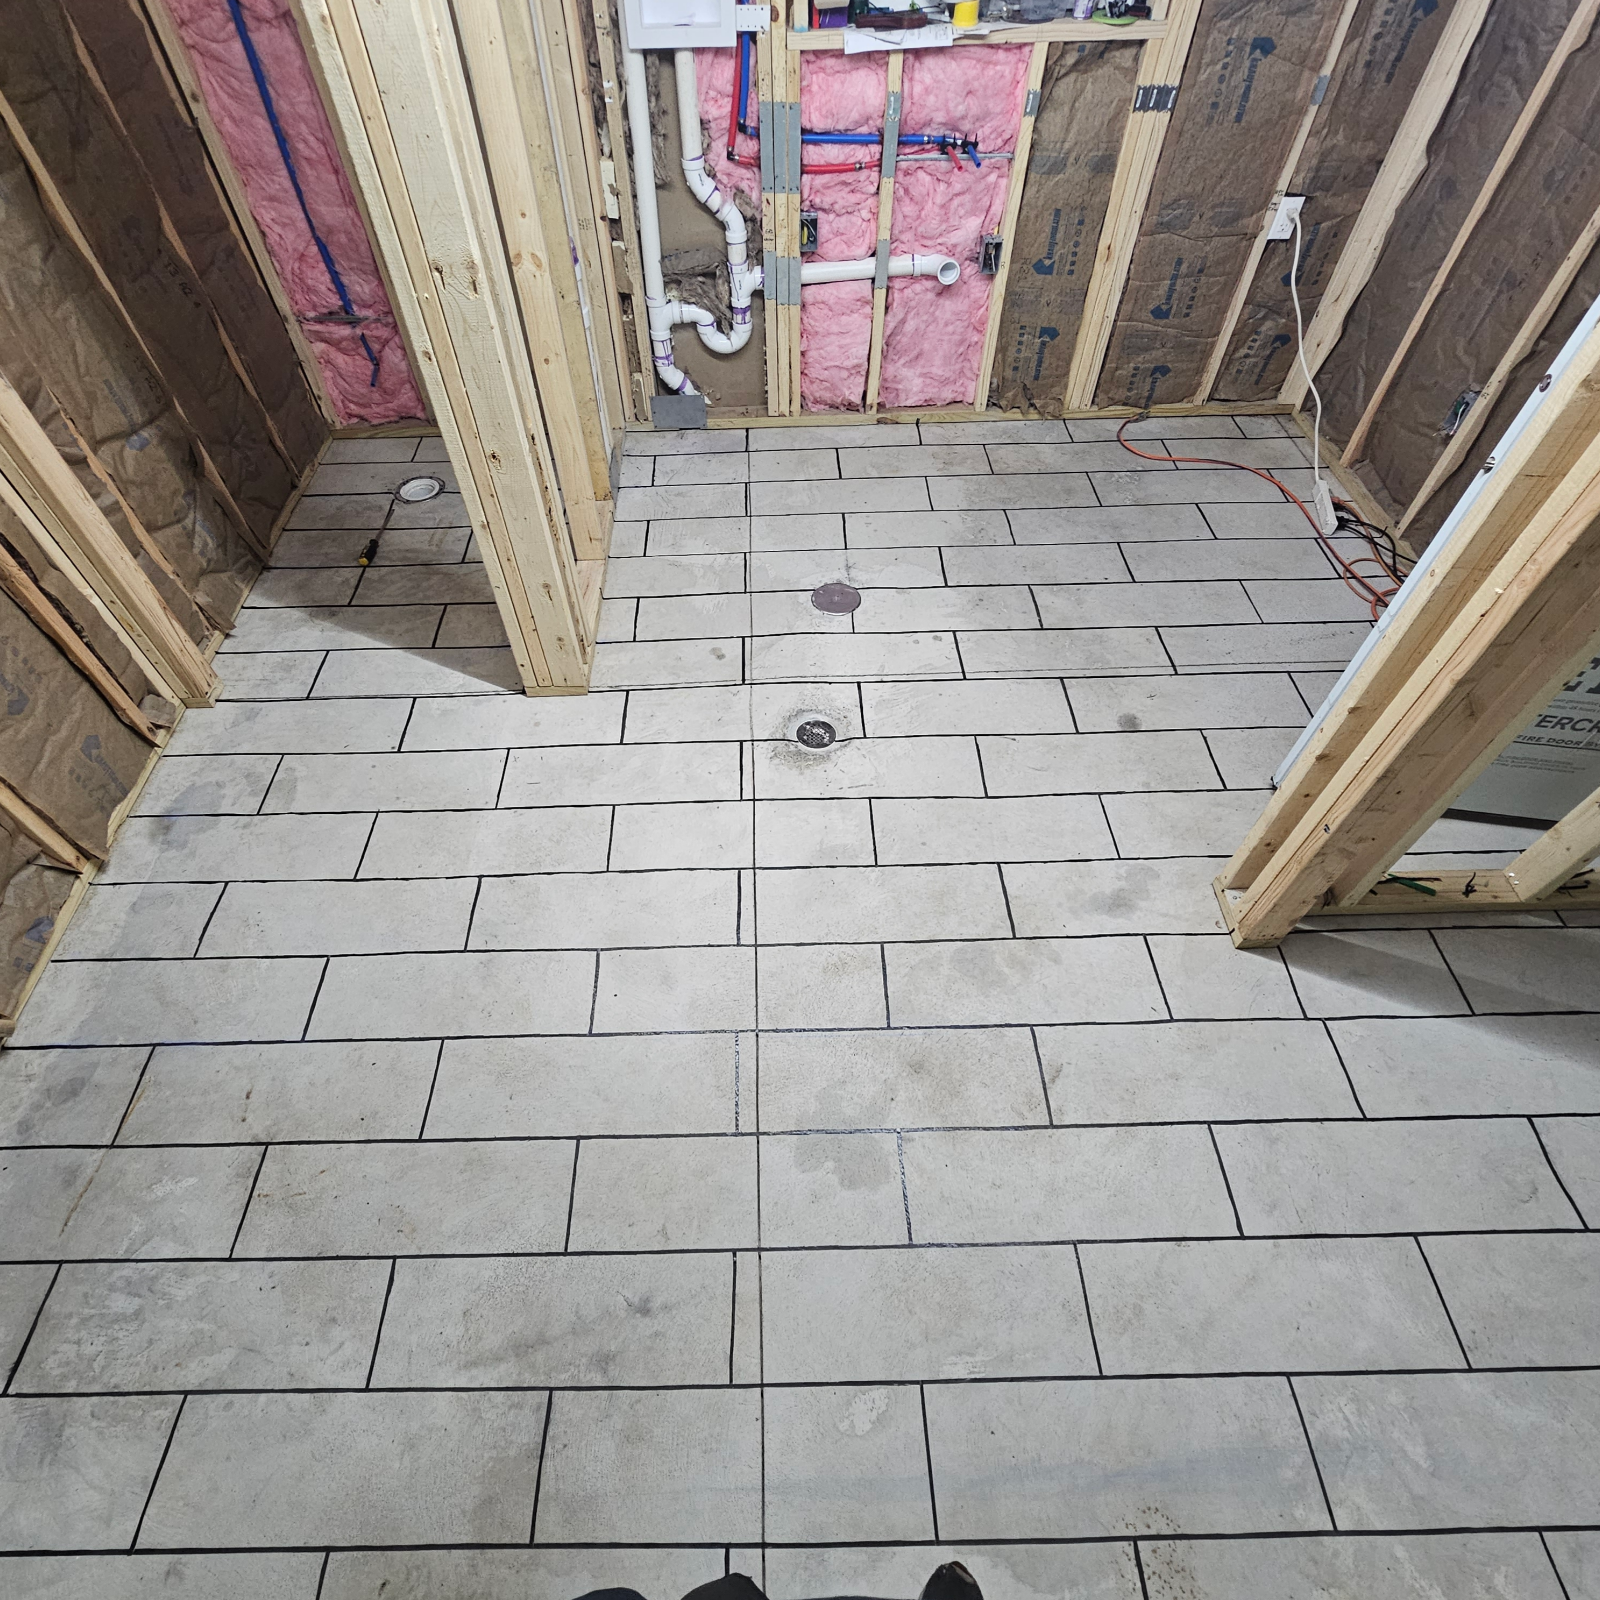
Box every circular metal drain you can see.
[811,581,861,614]
[794,718,837,749]
[396,475,445,503]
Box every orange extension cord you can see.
[1115,415,1410,620]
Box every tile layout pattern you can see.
[1,421,1594,1599]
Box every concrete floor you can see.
[1,416,1598,1599]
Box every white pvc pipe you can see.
[622,47,696,394]
[674,51,758,354]
[800,254,961,287]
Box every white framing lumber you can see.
[1224,311,1600,898]
[1060,0,1202,410]
[863,51,905,417]
[1219,432,1600,945]
[456,0,611,559]
[1340,0,1600,460]
[973,42,1048,412]
[0,376,213,707]
[526,0,630,451]
[1281,0,1493,410]
[1194,0,1363,404]
[586,0,656,421]
[293,0,589,692]
[1503,784,1600,902]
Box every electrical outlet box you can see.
[621,0,735,51]
[1266,194,1307,242]
[799,212,819,255]
[980,234,1003,276]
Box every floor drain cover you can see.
[795,719,837,749]
[396,475,445,503]
[812,581,861,614]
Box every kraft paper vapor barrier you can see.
[1336,14,1600,522]
[0,818,74,1022]
[990,41,1140,415]
[1097,0,1344,409]
[1,1,296,547]
[0,589,149,861]
[1317,0,1579,462]
[1214,0,1456,402]
[0,131,261,633]
[59,0,327,476]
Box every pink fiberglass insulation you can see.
[795,53,887,411]
[880,46,1030,409]
[165,0,427,424]
[695,47,762,211]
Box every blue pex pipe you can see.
[224,0,380,386]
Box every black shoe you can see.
[919,1562,982,1600]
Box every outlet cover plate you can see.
[1267,194,1307,242]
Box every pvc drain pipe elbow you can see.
[674,50,758,354]
[799,255,962,287]
[622,47,697,394]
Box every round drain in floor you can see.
[396,475,445,503]
[794,718,837,749]
[812,581,861,614]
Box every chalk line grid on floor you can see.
[1,419,1597,1600]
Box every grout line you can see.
[417,1039,446,1138]
[895,1129,914,1244]
[997,864,1017,938]
[1530,1118,1590,1228]
[130,1392,186,1551]
[314,1551,331,1600]
[1132,1541,1151,1600]
[1287,1375,1338,1532]
[1320,1020,1364,1112]
[3,1262,61,1394]
[527,1388,555,1545]
[1413,1236,1473,1369]
[1073,1244,1104,1376]
[563,1141,582,1252]
[1208,1125,1245,1237]
[919,1382,940,1542]
[229,1146,271,1259]
[728,1252,738,1384]
[111,1047,158,1145]
[1030,1027,1055,1126]
[365,1259,398,1387]
[299,959,331,1043]
[1541,1532,1576,1600]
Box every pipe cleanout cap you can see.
[936,259,960,287]
[396,476,445,503]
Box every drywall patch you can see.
[1213,0,1459,401]
[991,40,1140,414]
[164,0,426,425]
[1097,0,1344,409]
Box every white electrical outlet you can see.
[1312,478,1338,535]
[1267,194,1307,242]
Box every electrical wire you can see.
[1112,204,1411,619]
[1113,420,1409,619]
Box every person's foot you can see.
[919,1561,983,1600]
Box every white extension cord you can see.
[1288,209,1339,536]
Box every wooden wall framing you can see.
[292,0,613,693]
